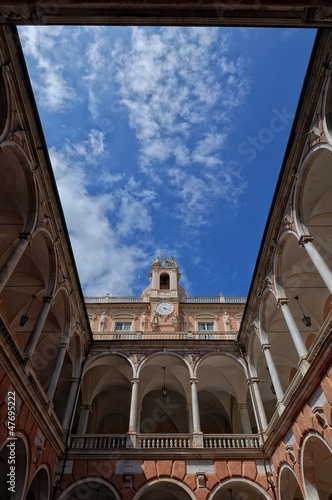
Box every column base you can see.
[192,432,204,448]
[22,357,31,373]
[298,357,310,376]
[126,432,137,448]
[258,430,267,446]
[276,400,285,416]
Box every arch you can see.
[197,353,252,434]
[0,68,10,141]
[196,351,247,376]
[278,463,304,500]
[321,73,332,144]
[138,350,192,377]
[301,431,332,500]
[83,351,135,377]
[209,477,271,499]
[78,354,133,434]
[25,465,50,500]
[0,434,29,500]
[134,478,196,500]
[58,478,121,500]
[294,144,332,237]
[273,230,327,331]
[139,354,190,434]
[0,142,37,235]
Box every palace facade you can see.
[0,16,332,500]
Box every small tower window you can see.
[160,273,170,289]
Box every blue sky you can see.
[18,26,316,297]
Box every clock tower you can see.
[142,256,187,330]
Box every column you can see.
[190,378,203,447]
[46,342,69,402]
[62,377,80,433]
[24,296,53,362]
[0,233,31,293]
[127,378,139,448]
[77,404,91,434]
[277,298,307,360]
[187,404,193,434]
[261,343,284,402]
[248,377,268,432]
[238,404,252,434]
[299,235,332,294]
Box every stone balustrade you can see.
[203,435,260,449]
[93,331,237,341]
[137,435,192,449]
[69,433,260,450]
[70,435,127,449]
[85,296,246,304]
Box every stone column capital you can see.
[298,234,314,247]
[238,403,248,411]
[277,297,289,307]
[131,378,139,385]
[247,377,259,386]
[43,296,53,304]
[190,378,198,385]
[59,342,69,350]
[261,343,272,351]
[80,404,91,412]
[19,232,32,244]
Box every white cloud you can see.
[50,145,155,295]
[112,27,250,226]
[19,26,76,111]
[69,129,106,164]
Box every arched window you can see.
[160,273,170,289]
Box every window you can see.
[198,322,214,331]
[160,273,170,289]
[115,322,132,331]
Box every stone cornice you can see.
[1,2,332,28]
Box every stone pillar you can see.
[137,405,142,434]
[238,404,252,434]
[77,405,91,434]
[46,342,69,402]
[151,270,159,289]
[24,296,53,362]
[170,271,177,290]
[277,298,308,361]
[127,378,139,448]
[62,377,80,433]
[248,377,268,432]
[190,378,203,447]
[187,404,193,434]
[261,343,285,411]
[0,233,31,293]
[299,235,332,294]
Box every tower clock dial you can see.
[156,302,174,316]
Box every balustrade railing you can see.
[85,296,246,304]
[203,435,260,449]
[70,435,127,449]
[184,296,246,303]
[93,331,237,341]
[69,433,260,450]
[137,435,192,449]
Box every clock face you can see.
[156,302,174,316]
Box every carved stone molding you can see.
[312,406,328,429]
[0,5,30,20]
[285,444,297,464]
